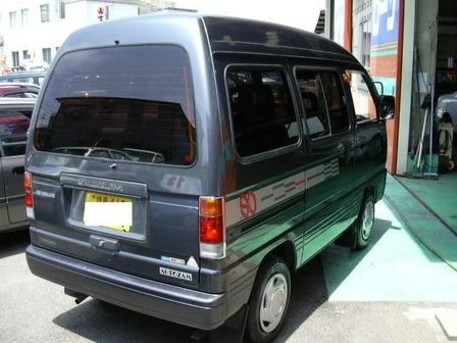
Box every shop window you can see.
[360,19,371,69]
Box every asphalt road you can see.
[1,225,455,343]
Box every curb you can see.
[383,174,457,272]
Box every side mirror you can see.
[379,95,395,120]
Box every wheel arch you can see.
[268,240,297,272]
[365,184,375,200]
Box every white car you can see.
[436,92,457,132]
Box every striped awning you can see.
[314,9,325,34]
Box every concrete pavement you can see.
[1,175,457,342]
[322,199,457,302]
[304,174,457,342]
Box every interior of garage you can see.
[398,0,457,235]
[407,0,457,177]
[325,0,454,230]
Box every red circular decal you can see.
[240,191,257,218]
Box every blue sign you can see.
[372,0,400,46]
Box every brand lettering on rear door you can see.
[34,190,56,199]
[77,178,124,192]
[159,267,192,281]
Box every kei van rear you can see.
[25,12,395,342]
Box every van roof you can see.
[59,12,359,66]
[202,16,358,64]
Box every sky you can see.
[175,0,326,32]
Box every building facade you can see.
[327,0,457,175]
[0,0,166,72]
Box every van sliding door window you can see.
[34,45,195,166]
[226,68,298,157]
[345,71,378,122]
[295,69,350,139]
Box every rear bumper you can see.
[26,245,227,330]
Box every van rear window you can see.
[34,45,195,166]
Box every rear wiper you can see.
[52,146,165,164]
[122,148,165,163]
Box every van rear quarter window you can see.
[34,45,196,166]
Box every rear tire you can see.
[246,257,291,343]
[353,194,375,250]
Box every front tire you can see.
[246,257,291,343]
[353,194,375,250]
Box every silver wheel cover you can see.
[259,273,288,333]
[361,200,374,241]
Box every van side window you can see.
[295,69,350,139]
[0,108,32,156]
[226,69,298,157]
[345,71,378,122]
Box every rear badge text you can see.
[159,267,192,281]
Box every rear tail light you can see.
[24,171,34,219]
[199,196,225,259]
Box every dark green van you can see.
[25,12,394,342]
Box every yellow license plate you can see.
[84,192,133,232]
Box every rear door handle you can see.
[12,166,25,175]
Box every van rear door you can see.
[29,45,202,288]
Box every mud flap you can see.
[335,225,356,249]
[209,305,249,343]
[191,305,249,343]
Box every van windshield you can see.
[34,45,196,166]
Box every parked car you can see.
[0,71,46,86]
[436,92,457,133]
[25,13,394,342]
[52,147,133,160]
[435,92,457,168]
[0,83,40,98]
[0,97,35,232]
